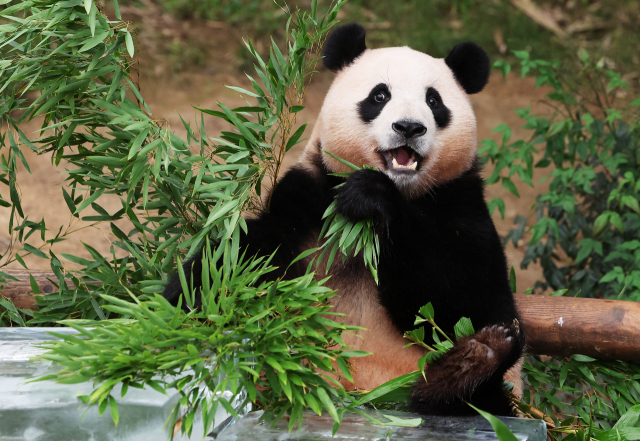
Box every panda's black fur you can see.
[163,24,525,417]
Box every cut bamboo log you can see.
[515,294,640,361]
[2,269,639,361]
[0,269,69,310]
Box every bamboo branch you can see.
[510,0,567,38]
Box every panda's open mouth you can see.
[380,146,421,171]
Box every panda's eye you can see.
[374,91,388,103]
[427,95,438,108]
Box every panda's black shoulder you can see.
[267,158,340,219]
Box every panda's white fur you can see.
[300,46,478,199]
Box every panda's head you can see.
[300,23,490,199]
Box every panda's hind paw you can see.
[467,320,523,366]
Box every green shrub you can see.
[523,354,640,441]
[484,51,640,300]
[0,0,333,326]
[483,50,640,441]
[152,0,283,39]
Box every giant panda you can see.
[164,23,525,417]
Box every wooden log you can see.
[0,269,66,310]
[515,294,640,361]
[2,269,640,361]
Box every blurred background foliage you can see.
[118,0,640,75]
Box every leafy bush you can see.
[151,0,285,39]
[484,51,640,300]
[483,50,640,440]
[523,355,640,441]
[41,244,371,436]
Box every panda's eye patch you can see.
[358,83,391,123]
[426,87,451,129]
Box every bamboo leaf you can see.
[225,85,261,98]
[109,395,119,426]
[79,30,110,52]
[74,189,105,215]
[128,127,149,159]
[88,1,97,37]
[285,123,307,151]
[315,388,339,422]
[348,371,420,408]
[22,244,48,259]
[469,404,519,441]
[125,31,134,58]
[322,150,360,171]
[113,0,121,19]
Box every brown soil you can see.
[7,13,552,294]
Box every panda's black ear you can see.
[323,23,367,72]
[445,42,490,94]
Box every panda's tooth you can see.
[390,155,418,171]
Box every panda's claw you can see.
[512,318,521,335]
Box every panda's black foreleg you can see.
[410,319,524,416]
[162,248,205,307]
[335,168,405,226]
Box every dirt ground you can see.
[5,14,553,294]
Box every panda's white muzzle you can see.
[377,118,430,172]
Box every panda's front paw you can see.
[336,169,404,225]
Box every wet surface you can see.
[0,328,246,441]
[217,410,547,441]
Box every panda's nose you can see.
[392,121,427,139]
